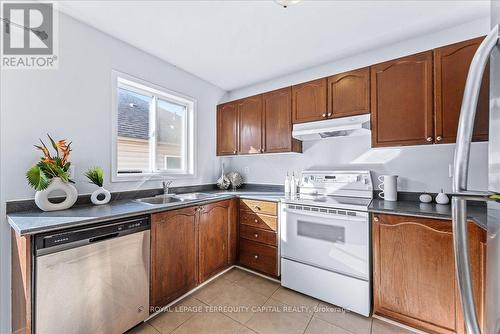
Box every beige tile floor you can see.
[127,268,418,334]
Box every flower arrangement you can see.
[26,134,74,191]
[85,167,104,187]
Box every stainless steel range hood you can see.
[292,114,370,141]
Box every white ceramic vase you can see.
[91,187,111,205]
[35,177,78,212]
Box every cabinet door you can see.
[217,102,239,156]
[151,207,198,309]
[292,78,327,124]
[434,36,489,143]
[371,51,434,147]
[372,214,485,334]
[327,67,370,118]
[198,201,229,283]
[263,87,301,153]
[238,95,263,154]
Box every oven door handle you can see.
[283,208,368,222]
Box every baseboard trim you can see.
[372,314,430,334]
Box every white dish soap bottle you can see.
[284,172,291,195]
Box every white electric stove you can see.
[280,170,373,316]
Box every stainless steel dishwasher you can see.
[34,216,150,334]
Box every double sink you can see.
[135,192,221,205]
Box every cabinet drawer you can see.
[239,239,277,276]
[240,199,277,216]
[240,225,277,246]
[240,212,277,231]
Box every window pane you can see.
[117,87,152,173]
[156,99,186,171]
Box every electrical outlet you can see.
[448,163,453,178]
[243,166,250,174]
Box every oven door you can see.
[280,204,369,280]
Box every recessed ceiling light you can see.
[274,0,302,8]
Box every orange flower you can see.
[61,142,72,165]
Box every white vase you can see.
[91,187,111,205]
[35,177,78,212]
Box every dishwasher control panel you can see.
[35,216,150,252]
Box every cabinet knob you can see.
[436,136,443,142]
[322,113,327,118]
[254,233,259,238]
[373,216,379,222]
[254,254,259,259]
[255,206,261,211]
[233,150,237,154]
[254,219,258,223]
[260,148,264,153]
[426,137,433,142]
[327,112,332,117]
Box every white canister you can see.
[378,175,398,202]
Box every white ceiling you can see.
[57,0,490,91]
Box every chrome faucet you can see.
[162,180,173,195]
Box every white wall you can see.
[0,12,225,333]
[223,18,490,193]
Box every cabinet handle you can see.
[322,113,327,118]
[426,137,433,142]
[254,254,259,259]
[255,206,261,211]
[373,216,379,222]
[254,233,259,238]
[436,136,443,142]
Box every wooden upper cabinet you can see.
[292,78,328,124]
[238,95,263,154]
[198,201,229,283]
[371,51,434,147]
[151,207,198,309]
[373,214,485,334]
[327,67,370,118]
[263,87,302,153]
[217,102,239,155]
[434,36,489,144]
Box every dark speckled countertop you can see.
[7,190,284,236]
[368,198,487,230]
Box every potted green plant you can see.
[85,167,111,205]
[26,134,77,211]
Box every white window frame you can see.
[111,70,196,182]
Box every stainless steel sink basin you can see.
[135,196,184,205]
[174,192,218,200]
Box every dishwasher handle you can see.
[89,232,119,243]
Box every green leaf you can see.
[85,167,104,187]
[47,133,59,157]
[26,165,49,191]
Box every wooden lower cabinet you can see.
[151,199,238,310]
[372,213,486,334]
[151,207,198,309]
[238,199,279,277]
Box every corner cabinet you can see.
[372,213,486,334]
[327,67,370,118]
[216,92,302,156]
[434,36,489,143]
[371,51,434,147]
[151,199,238,310]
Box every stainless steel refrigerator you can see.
[452,3,500,333]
